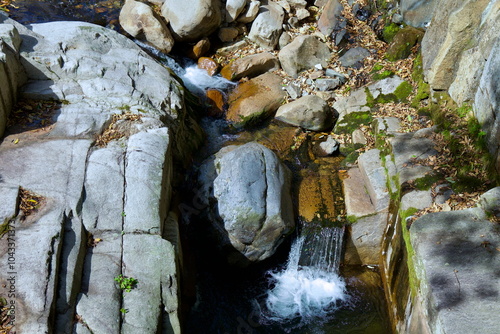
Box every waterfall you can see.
[133,40,236,96]
[265,225,347,323]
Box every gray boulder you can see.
[278,35,331,77]
[339,46,370,68]
[120,0,174,54]
[237,0,261,23]
[226,0,247,22]
[275,95,336,131]
[161,0,222,41]
[248,0,284,50]
[198,142,295,265]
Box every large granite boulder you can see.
[161,0,222,41]
[220,52,280,81]
[0,16,201,334]
[278,35,331,77]
[198,142,295,265]
[120,0,174,54]
[248,0,284,50]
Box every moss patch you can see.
[382,22,401,43]
[385,26,424,62]
[400,207,420,298]
[372,70,394,81]
[365,81,413,107]
[334,112,373,134]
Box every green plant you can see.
[120,308,128,314]
[114,275,138,292]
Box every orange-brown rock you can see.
[220,52,280,81]
[206,89,226,117]
[188,37,211,59]
[226,72,285,128]
[197,57,219,76]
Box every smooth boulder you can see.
[220,52,280,81]
[275,95,336,131]
[161,0,222,41]
[198,142,294,265]
[278,35,331,77]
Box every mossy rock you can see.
[382,22,401,43]
[372,69,395,81]
[385,26,424,62]
[334,112,373,135]
[365,80,413,107]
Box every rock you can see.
[220,52,280,81]
[277,0,291,12]
[410,207,500,334]
[352,128,367,145]
[318,135,339,155]
[285,82,301,99]
[474,37,500,162]
[237,0,261,23]
[226,72,285,128]
[161,0,222,41]
[275,95,336,131]
[325,68,346,80]
[478,187,500,216]
[400,0,439,28]
[385,26,424,61]
[218,27,239,42]
[119,0,174,54]
[400,190,432,211]
[0,18,200,333]
[315,78,343,91]
[339,46,370,68]
[189,37,211,59]
[317,0,344,37]
[198,142,294,265]
[226,0,247,22]
[278,35,331,77]
[287,0,307,9]
[248,0,284,50]
[197,57,219,76]
[206,89,225,117]
[421,0,489,90]
[278,31,292,49]
[296,8,310,20]
[287,16,300,29]
[0,23,26,137]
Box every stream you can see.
[6,3,393,333]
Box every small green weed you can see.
[114,275,138,292]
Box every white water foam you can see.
[265,232,347,322]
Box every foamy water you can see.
[265,234,347,322]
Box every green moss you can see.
[457,103,472,118]
[411,80,430,108]
[334,112,373,134]
[365,81,412,107]
[372,70,394,81]
[382,22,401,43]
[0,220,11,239]
[413,173,442,190]
[399,207,420,298]
[412,53,424,82]
[371,63,384,73]
[394,81,413,101]
[346,215,358,224]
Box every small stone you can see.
[218,27,240,42]
[310,71,323,80]
[339,47,371,69]
[325,69,347,82]
[277,0,291,12]
[285,83,302,99]
[392,13,403,24]
[315,78,342,91]
[279,31,292,49]
[352,129,367,145]
[237,0,261,23]
[288,16,300,28]
[296,8,310,20]
[190,37,211,59]
[206,89,226,117]
[315,63,323,70]
[319,135,339,155]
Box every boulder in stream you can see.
[198,142,295,266]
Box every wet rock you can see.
[226,72,285,128]
[161,0,222,41]
[206,89,225,117]
[248,0,284,50]
[278,35,331,77]
[385,26,424,61]
[275,95,336,131]
[225,0,247,22]
[119,0,174,54]
[339,46,370,68]
[237,0,261,23]
[220,52,280,81]
[189,37,211,59]
[197,57,219,76]
[198,142,294,265]
[218,27,239,42]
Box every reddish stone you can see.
[197,57,219,76]
[188,37,211,59]
[206,89,226,117]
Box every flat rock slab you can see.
[343,167,376,218]
[410,207,500,334]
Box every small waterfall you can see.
[265,224,347,323]
[133,40,236,96]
